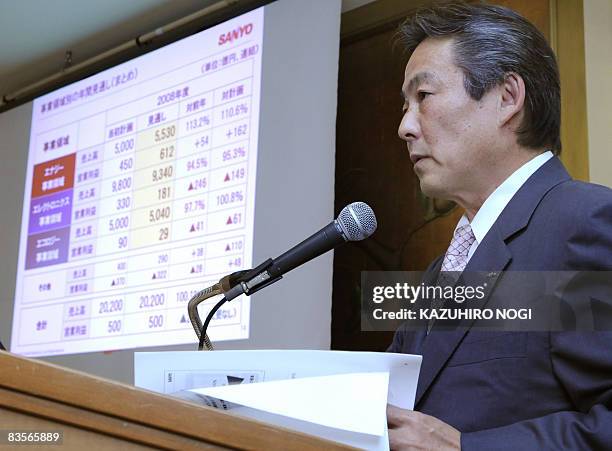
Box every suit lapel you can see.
[408,257,444,355]
[414,226,511,406]
[414,157,571,407]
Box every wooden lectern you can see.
[0,351,356,450]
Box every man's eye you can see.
[417,91,432,101]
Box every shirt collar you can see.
[457,151,554,244]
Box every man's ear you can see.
[498,72,525,127]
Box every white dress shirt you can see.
[454,151,554,264]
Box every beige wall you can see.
[584,0,612,187]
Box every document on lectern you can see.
[134,350,422,450]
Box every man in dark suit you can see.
[387,3,612,450]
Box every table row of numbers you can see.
[22,234,246,303]
[18,296,241,346]
[70,158,246,216]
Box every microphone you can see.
[224,202,377,301]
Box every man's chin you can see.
[419,179,439,197]
[419,180,452,202]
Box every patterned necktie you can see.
[427,223,476,333]
[441,224,476,273]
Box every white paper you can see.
[135,350,421,408]
[193,372,389,435]
[135,350,421,450]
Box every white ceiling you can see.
[0,0,375,100]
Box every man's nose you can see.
[398,108,420,142]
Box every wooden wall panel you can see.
[554,0,589,180]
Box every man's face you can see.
[398,37,501,203]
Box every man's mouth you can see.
[410,154,428,165]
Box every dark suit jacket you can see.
[388,157,612,450]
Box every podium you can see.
[0,351,356,450]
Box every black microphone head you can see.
[337,202,377,241]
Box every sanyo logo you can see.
[218,23,253,45]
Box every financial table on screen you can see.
[11,9,264,356]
